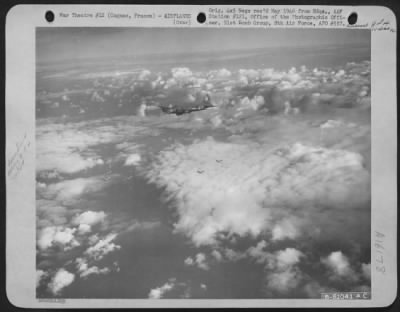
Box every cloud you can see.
[48,269,75,295]
[184,253,209,270]
[124,220,160,233]
[76,258,111,278]
[36,200,69,228]
[72,210,106,227]
[85,233,120,260]
[124,154,142,166]
[41,176,116,203]
[36,126,104,174]
[271,217,301,241]
[36,61,370,298]
[171,67,193,81]
[37,152,102,175]
[321,251,358,281]
[77,223,92,234]
[223,248,245,262]
[260,68,285,81]
[142,137,369,247]
[211,249,223,262]
[138,69,152,80]
[53,228,79,250]
[239,69,259,82]
[116,141,142,153]
[265,267,303,295]
[148,278,192,299]
[75,257,89,274]
[37,226,79,250]
[142,139,269,245]
[238,96,265,111]
[247,240,268,263]
[36,117,151,175]
[88,234,100,245]
[148,279,176,299]
[195,253,209,270]
[285,67,301,83]
[80,266,110,278]
[271,248,304,270]
[321,251,351,276]
[164,67,197,88]
[108,219,161,235]
[263,248,305,296]
[208,68,232,79]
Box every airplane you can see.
[160,93,214,116]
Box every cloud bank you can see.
[142,137,369,247]
[48,269,75,295]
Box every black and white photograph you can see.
[34,27,373,299]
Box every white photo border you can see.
[5,4,397,308]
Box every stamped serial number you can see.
[321,292,371,300]
[38,298,66,303]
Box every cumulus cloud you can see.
[321,251,357,281]
[195,253,209,270]
[322,251,351,275]
[36,201,69,228]
[263,248,305,296]
[37,226,79,250]
[76,258,111,278]
[36,117,150,175]
[77,223,92,234]
[269,248,304,270]
[36,127,104,174]
[115,141,142,154]
[184,253,209,270]
[166,67,196,87]
[271,217,301,241]
[247,240,268,263]
[88,234,100,245]
[138,69,152,80]
[260,68,285,81]
[211,249,223,262]
[142,137,369,247]
[148,278,191,299]
[223,248,245,262]
[41,176,117,203]
[36,60,370,298]
[48,269,75,295]
[208,68,232,79]
[148,279,176,299]
[265,267,303,295]
[184,257,194,266]
[239,69,259,82]
[238,96,265,112]
[285,67,301,83]
[72,210,106,227]
[81,266,110,278]
[171,67,193,80]
[85,233,120,260]
[124,154,141,166]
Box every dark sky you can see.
[37,27,370,63]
